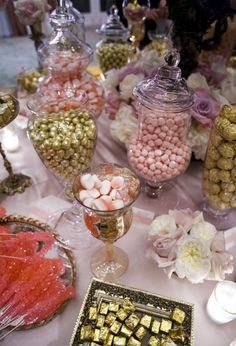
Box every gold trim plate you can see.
[0,214,76,330]
[69,278,194,346]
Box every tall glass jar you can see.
[65,0,85,41]
[38,6,104,118]
[96,5,133,76]
[127,50,194,198]
[203,104,236,228]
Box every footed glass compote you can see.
[73,163,141,281]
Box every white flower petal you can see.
[149,215,177,239]
[119,74,145,101]
[190,221,217,242]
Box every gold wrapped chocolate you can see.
[89,306,98,321]
[105,312,117,326]
[121,324,133,338]
[160,319,172,333]
[125,313,140,330]
[221,182,236,193]
[215,116,236,141]
[209,168,220,182]
[151,320,161,334]
[218,170,231,182]
[219,191,233,203]
[148,335,161,346]
[96,314,105,328]
[220,104,236,123]
[169,328,188,343]
[231,195,236,207]
[93,329,100,343]
[117,308,129,321]
[218,142,235,158]
[205,157,216,170]
[139,314,152,328]
[207,145,220,161]
[113,336,127,346]
[99,326,110,341]
[160,336,176,346]
[134,325,147,340]
[110,320,122,334]
[127,336,141,346]
[122,298,136,313]
[109,301,120,312]
[217,157,234,170]
[17,69,44,94]
[171,307,186,324]
[208,182,221,195]
[210,129,223,147]
[231,167,236,179]
[100,302,109,315]
[0,93,18,128]
[104,334,114,346]
[80,325,94,341]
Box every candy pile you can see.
[0,94,18,128]
[79,297,188,346]
[28,110,96,183]
[78,173,129,211]
[203,104,236,209]
[128,112,192,183]
[96,43,133,74]
[0,227,75,325]
[17,70,44,94]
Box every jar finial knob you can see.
[110,5,119,15]
[164,49,180,67]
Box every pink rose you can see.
[169,209,203,232]
[105,91,121,119]
[191,88,220,128]
[152,229,184,260]
[118,64,145,84]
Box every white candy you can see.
[109,189,117,200]
[100,195,112,204]
[80,174,95,190]
[93,198,108,211]
[83,198,95,208]
[92,174,102,189]
[110,199,125,210]
[88,188,100,199]
[100,180,111,195]
[111,176,124,190]
[79,190,91,202]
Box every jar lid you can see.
[133,50,194,112]
[97,5,129,37]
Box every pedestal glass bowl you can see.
[73,163,141,281]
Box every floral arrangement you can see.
[104,50,236,160]
[146,209,233,284]
[14,0,50,26]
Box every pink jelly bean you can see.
[158,118,165,126]
[155,149,162,156]
[156,139,163,146]
[138,156,145,163]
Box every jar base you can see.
[143,181,179,210]
[202,199,235,230]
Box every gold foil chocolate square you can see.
[93,329,100,343]
[160,336,175,345]
[96,314,105,328]
[140,314,152,328]
[100,302,109,315]
[110,320,122,334]
[99,326,110,341]
[89,306,98,321]
[171,307,186,324]
[134,325,147,340]
[80,325,94,341]
[151,320,160,334]
[105,312,117,326]
[160,319,172,333]
[122,298,135,313]
[109,301,120,312]
[90,343,100,346]
[125,313,140,330]
[113,336,127,346]
[148,335,161,346]
[169,328,187,343]
[104,334,114,346]
[121,324,133,338]
[127,336,141,346]
[117,308,129,321]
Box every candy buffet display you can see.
[0,93,31,195]
[203,104,236,210]
[96,5,133,75]
[38,5,104,118]
[73,163,140,280]
[0,215,75,338]
[69,279,194,346]
[27,90,97,192]
[127,50,194,198]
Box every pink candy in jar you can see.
[127,50,194,197]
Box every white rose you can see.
[220,78,236,104]
[190,221,217,243]
[119,74,145,101]
[103,69,119,91]
[149,215,177,240]
[175,237,211,283]
[136,49,164,68]
[188,122,209,161]
[187,72,209,90]
[110,104,138,145]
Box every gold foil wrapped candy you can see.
[203,104,236,209]
[160,319,172,333]
[171,307,185,324]
[17,69,44,94]
[127,336,141,346]
[0,93,18,128]
[148,335,161,346]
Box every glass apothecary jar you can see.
[38,5,104,118]
[27,89,97,195]
[96,5,133,76]
[127,50,194,200]
[203,104,236,228]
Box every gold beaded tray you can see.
[69,279,194,346]
[0,215,76,330]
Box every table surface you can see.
[0,115,236,346]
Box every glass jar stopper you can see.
[133,49,194,112]
[97,5,129,36]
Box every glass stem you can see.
[105,242,114,262]
[0,141,14,177]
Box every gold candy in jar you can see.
[17,69,44,94]
[0,93,19,128]
[203,104,236,209]
[28,109,97,183]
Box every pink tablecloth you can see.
[0,115,236,346]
